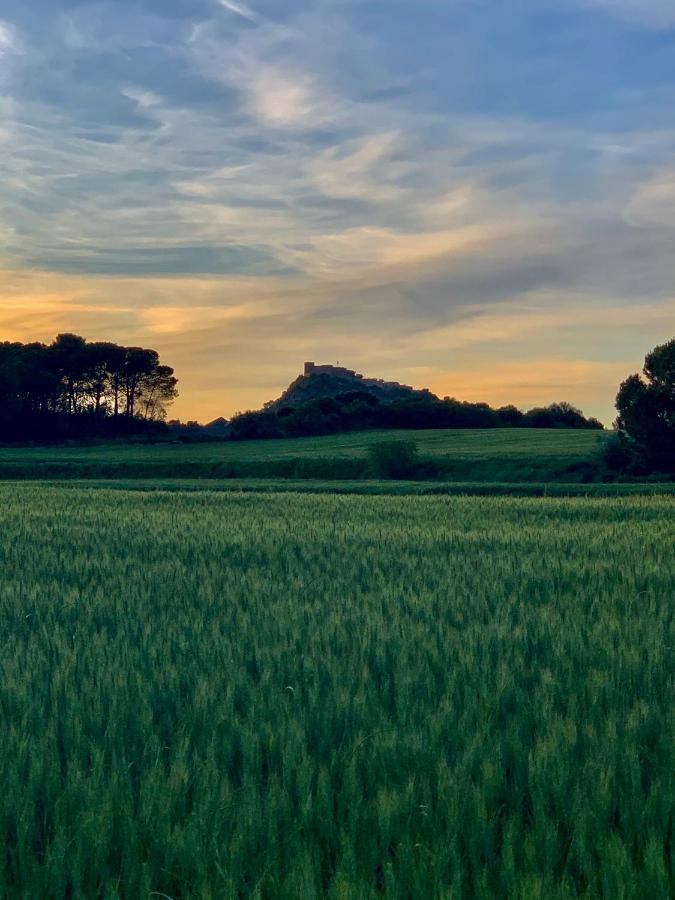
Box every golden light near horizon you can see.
[1,266,672,423]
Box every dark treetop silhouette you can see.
[609,338,675,473]
[2,342,610,445]
[0,334,178,442]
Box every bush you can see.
[602,433,637,472]
[367,441,420,479]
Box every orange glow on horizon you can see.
[1,268,671,425]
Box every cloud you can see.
[121,86,163,110]
[0,19,21,90]
[414,297,675,353]
[187,4,344,131]
[61,15,89,49]
[0,21,20,56]
[429,358,631,413]
[625,168,675,227]
[217,0,260,23]
[290,220,527,281]
[140,299,273,334]
[248,67,326,128]
[306,132,413,203]
[586,0,675,28]
[22,245,292,277]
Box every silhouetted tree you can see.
[136,364,179,420]
[496,405,525,427]
[121,348,155,418]
[51,333,89,415]
[523,402,603,430]
[86,342,118,415]
[614,338,674,471]
[0,335,178,441]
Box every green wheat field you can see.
[0,428,609,482]
[0,484,672,898]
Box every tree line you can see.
[0,334,178,441]
[228,393,604,441]
[3,331,671,474]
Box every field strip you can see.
[5,478,674,498]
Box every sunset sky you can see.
[1,0,674,423]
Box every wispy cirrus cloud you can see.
[0,20,21,56]
[121,86,163,110]
[305,132,413,204]
[217,0,261,24]
[0,19,21,95]
[187,9,340,131]
[624,167,675,227]
[248,67,327,128]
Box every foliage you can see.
[229,391,604,441]
[614,338,675,472]
[602,433,642,473]
[0,486,671,897]
[521,401,604,430]
[367,441,420,479]
[0,334,178,441]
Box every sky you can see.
[1,0,674,423]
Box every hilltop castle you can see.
[263,362,432,411]
[304,362,361,378]
[303,362,422,394]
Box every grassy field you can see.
[0,428,610,482]
[0,484,672,897]
[0,428,607,462]
[12,477,675,498]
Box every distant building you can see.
[303,362,362,378]
[302,361,419,393]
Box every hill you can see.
[268,362,435,409]
[229,362,604,440]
